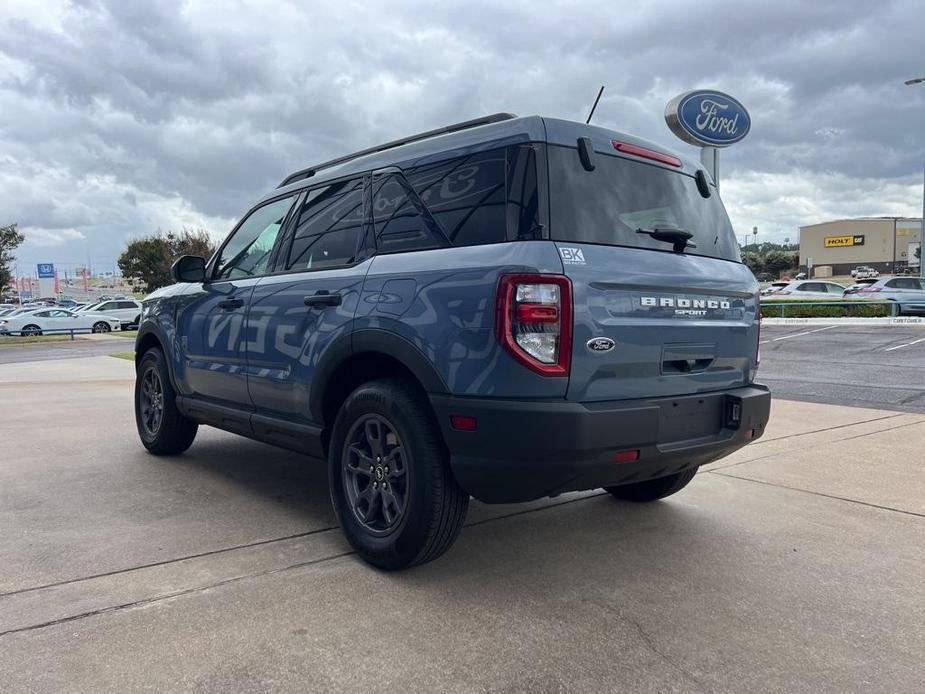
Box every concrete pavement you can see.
[1,357,923,692]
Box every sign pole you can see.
[700,146,719,191]
[920,153,925,279]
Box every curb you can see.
[762,317,925,326]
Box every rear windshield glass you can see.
[548,145,740,262]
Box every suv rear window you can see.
[547,145,740,262]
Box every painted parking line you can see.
[759,325,837,344]
[884,337,925,352]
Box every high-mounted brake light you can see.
[611,140,682,168]
[496,274,572,376]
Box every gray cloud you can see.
[1,0,923,272]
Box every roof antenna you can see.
[586,85,605,124]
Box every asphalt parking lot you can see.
[759,324,925,412]
[1,338,924,692]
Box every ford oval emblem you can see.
[665,90,751,148]
[586,337,615,353]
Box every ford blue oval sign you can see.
[665,90,751,147]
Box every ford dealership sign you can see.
[665,90,751,147]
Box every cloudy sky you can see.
[1,0,924,273]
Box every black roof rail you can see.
[277,112,518,188]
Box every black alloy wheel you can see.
[342,414,409,534]
[328,378,469,569]
[139,364,164,437]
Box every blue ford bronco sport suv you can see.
[134,113,770,569]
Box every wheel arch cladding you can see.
[135,329,165,370]
[315,334,449,455]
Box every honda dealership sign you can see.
[665,90,751,147]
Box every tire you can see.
[92,321,111,333]
[328,378,469,570]
[21,324,41,336]
[605,468,697,502]
[134,347,198,455]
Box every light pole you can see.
[905,77,925,278]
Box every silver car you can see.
[760,280,848,301]
[854,276,925,313]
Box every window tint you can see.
[825,284,845,293]
[33,310,52,317]
[286,179,366,271]
[97,302,116,311]
[372,174,446,254]
[117,301,137,309]
[216,196,294,280]
[406,148,510,247]
[548,145,740,262]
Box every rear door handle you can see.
[218,297,244,310]
[304,291,342,308]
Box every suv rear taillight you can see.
[496,274,572,376]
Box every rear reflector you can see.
[611,140,682,167]
[613,449,640,463]
[450,415,478,431]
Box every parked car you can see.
[854,276,925,313]
[81,299,142,330]
[133,112,770,569]
[850,266,879,279]
[0,308,121,335]
[843,278,881,295]
[761,280,849,300]
[793,272,807,280]
[755,272,773,282]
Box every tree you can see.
[763,249,793,275]
[0,223,25,291]
[118,228,216,292]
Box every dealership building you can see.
[798,217,923,276]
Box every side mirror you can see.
[171,255,206,283]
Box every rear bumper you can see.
[430,385,771,503]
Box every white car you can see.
[760,280,849,300]
[850,266,880,279]
[80,299,142,330]
[0,308,121,336]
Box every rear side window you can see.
[405,148,508,247]
[372,174,447,254]
[888,278,923,290]
[375,144,541,252]
[287,178,366,271]
[547,145,740,262]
